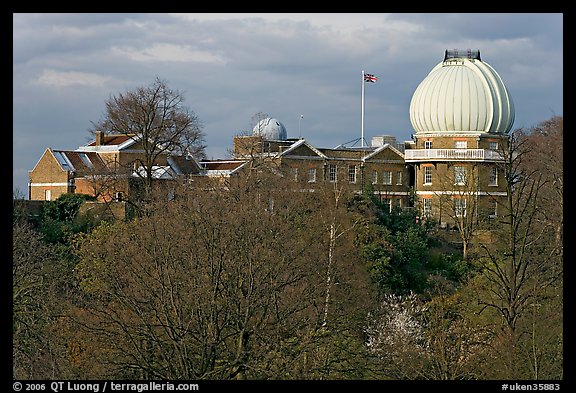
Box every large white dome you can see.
[409,50,515,134]
[252,117,287,140]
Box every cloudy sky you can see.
[13,13,563,196]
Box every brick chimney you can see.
[95,130,105,146]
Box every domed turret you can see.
[253,117,287,140]
[409,49,515,134]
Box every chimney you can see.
[95,130,105,146]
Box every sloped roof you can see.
[279,139,327,159]
[200,160,246,171]
[318,147,372,160]
[199,160,248,177]
[362,143,405,161]
[133,165,177,180]
[167,155,202,175]
[52,150,107,173]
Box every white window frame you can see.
[454,140,468,149]
[489,199,498,218]
[396,171,402,185]
[423,166,432,185]
[382,198,392,213]
[454,166,467,186]
[489,141,499,150]
[329,164,337,182]
[422,198,432,217]
[45,189,52,201]
[371,170,378,185]
[382,171,392,185]
[308,168,317,183]
[488,167,498,186]
[454,198,467,217]
[424,141,433,149]
[293,168,298,182]
[348,165,357,183]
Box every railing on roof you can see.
[444,49,481,61]
[405,148,503,162]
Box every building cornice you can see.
[414,132,509,139]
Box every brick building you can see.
[28,49,514,227]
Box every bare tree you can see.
[70,175,321,379]
[521,115,563,257]
[13,221,62,379]
[469,120,563,378]
[475,128,562,331]
[435,164,481,259]
[90,77,206,200]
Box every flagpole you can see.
[361,70,365,148]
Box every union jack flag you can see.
[364,73,378,83]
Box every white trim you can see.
[29,182,73,187]
[362,143,405,161]
[52,150,76,171]
[229,161,248,175]
[413,131,492,138]
[201,160,246,165]
[117,137,139,150]
[363,159,405,164]
[373,191,411,196]
[415,190,507,196]
[282,155,325,161]
[76,145,119,152]
[78,152,95,169]
[28,148,53,173]
[280,139,328,159]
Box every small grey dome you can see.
[252,118,287,140]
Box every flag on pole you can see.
[364,73,378,83]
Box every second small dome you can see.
[252,118,287,140]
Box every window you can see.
[329,164,337,182]
[454,140,468,149]
[423,166,432,185]
[382,171,392,185]
[115,192,124,202]
[489,141,499,150]
[382,198,391,213]
[394,198,402,209]
[396,171,403,185]
[488,167,498,186]
[44,189,51,201]
[293,168,298,182]
[308,168,317,183]
[424,141,433,149]
[454,198,467,217]
[371,171,378,185]
[489,199,498,218]
[422,198,432,217]
[454,166,467,185]
[348,165,357,183]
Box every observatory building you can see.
[29,49,514,227]
[405,49,514,226]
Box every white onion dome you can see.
[409,50,515,134]
[252,117,287,140]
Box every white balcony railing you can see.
[404,149,504,162]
